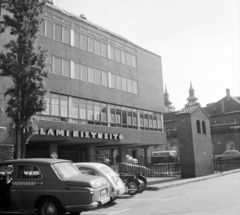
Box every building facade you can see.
[0,2,166,162]
[163,86,240,156]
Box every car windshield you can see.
[100,165,115,174]
[52,161,81,180]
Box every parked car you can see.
[75,162,125,201]
[151,150,178,163]
[126,155,138,164]
[215,150,240,161]
[0,158,111,215]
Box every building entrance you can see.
[58,146,87,162]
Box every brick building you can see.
[0,2,166,162]
[163,85,240,156]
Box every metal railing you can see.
[213,159,240,172]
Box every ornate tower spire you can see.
[185,80,198,106]
[164,85,172,107]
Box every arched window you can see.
[202,121,206,134]
[196,120,201,133]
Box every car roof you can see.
[74,162,107,168]
[0,158,70,166]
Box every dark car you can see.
[0,158,110,215]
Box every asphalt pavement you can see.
[146,168,240,191]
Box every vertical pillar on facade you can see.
[110,148,115,164]
[143,146,150,163]
[49,142,58,158]
[118,145,126,163]
[87,145,95,162]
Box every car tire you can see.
[70,213,82,215]
[37,197,65,215]
[127,179,140,195]
[217,158,222,161]
[138,179,146,193]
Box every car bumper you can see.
[66,196,111,212]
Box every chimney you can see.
[226,89,230,100]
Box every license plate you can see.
[100,189,106,196]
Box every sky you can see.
[54,0,239,110]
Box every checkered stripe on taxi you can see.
[12,181,36,186]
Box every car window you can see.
[17,165,42,180]
[52,161,81,179]
[79,167,99,176]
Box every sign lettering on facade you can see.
[38,128,123,140]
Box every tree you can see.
[0,0,48,158]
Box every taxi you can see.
[0,158,110,215]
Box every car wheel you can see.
[37,197,65,215]
[138,179,146,193]
[70,213,82,215]
[127,179,140,195]
[217,158,222,161]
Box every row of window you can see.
[41,94,163,131]
[48,55,138,94]
[110,45,136,68]
[41,21,137,69]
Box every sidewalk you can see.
[145,169,240,191]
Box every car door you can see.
[11,164,44,212]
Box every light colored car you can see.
[215,150,240,161]
[126,155,138,164]
[75,162,126,201]
[0,159,110,215]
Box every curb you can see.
[146,169,240,191]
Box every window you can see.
[127,108,132,125]
[55,24,62,42]
[202,121,206,134]
[122,77,127,91]
[94,102,101,121]
[115,48,121,62]
[131,55,136,68]
[149,112,153,128]
[79,99,86,120]
[95,69,101,85]
[63,28,70,44]
[101,42,107,57]
[82,65,88,82]
[51,94,59,116]
[122,107,127,125]
[126,53,131,66]
[63,59,70,77]
[81,35,88,51]
[132,109,137,126]
[60,96,68,117]
[153,113,157,128]
[197,120,201,133]
[157,114,162,129]
[101,103,107,122]
[116,106,121,124]
[87,101,94,121]
[140,111,144,127]
[121,50,126,64]
[46,21,53,38]
[111,74,116,88]
[88,67,95,83]
[54,57,62,75]
[95,40,101,55]
[74,32,80,48]
[42,97,49,115]
[133,80,138,94]
[17,165,42,179]
[102,71,108,87]
[110,105,115,123]
[88,37,94,53]
[72,99,79,118]
[74,63,81,80]
[127,79,133,93]
[144,111,149,127]
[110,46,115,60]
[116,75,122,90]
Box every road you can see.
[81,172,240,215]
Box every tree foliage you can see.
[0,0,48,158]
